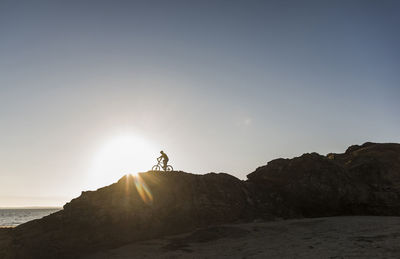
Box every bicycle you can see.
[152,157,173,172]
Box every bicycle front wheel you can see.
[152,165,161,171]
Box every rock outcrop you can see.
[331,142,400,214]
[0,142,399,258]
[248,142,400,218]
[1,172,254,258]
[247,153,358,218]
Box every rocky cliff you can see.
[1,142,399,258]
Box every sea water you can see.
[0,208,60,227]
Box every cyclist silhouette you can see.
[158,151,169,170]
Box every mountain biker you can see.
[159,151,169,170]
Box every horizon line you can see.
[0,206,62,209]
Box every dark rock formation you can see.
[247,153,358,218]
[248,142,400,218]
[0,142,399,258]
[330,142,400,215]
[1,172,253,258]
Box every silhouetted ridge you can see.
[1,142,399,258]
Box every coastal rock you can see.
[2,172,252,258]
[329,142,400,214]
[1,142,399,258]
[247,153,357,217]
[247,142,400,217]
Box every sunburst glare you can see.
[88,134,158,190]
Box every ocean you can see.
[0,208,60,227]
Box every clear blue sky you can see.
[1,1,399,207]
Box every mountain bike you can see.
[152,157,173,171]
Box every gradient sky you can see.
[1,1,399,207]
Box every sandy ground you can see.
[85,216,400,259]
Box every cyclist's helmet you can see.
[160,150,164,154]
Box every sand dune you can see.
[86,216,400,259]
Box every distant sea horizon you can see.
[0,206,61,209]
[0,208,61,227]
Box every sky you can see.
[1,0,399,207]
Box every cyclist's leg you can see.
[163,160,167,170]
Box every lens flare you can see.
[132,174,153,205]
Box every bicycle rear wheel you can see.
[152,165,161,171]
[166,165,173,172]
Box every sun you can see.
[88,134,158,189]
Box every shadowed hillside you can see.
[0,142,399,258]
